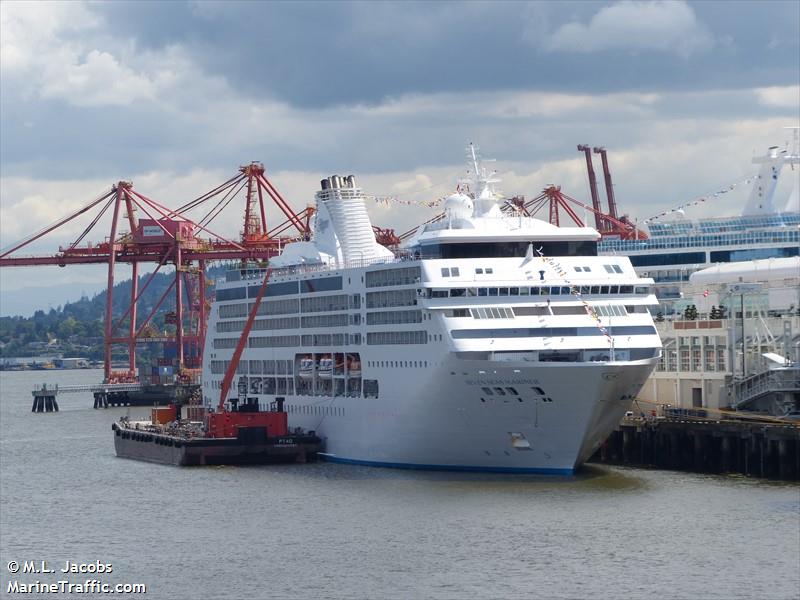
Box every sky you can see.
[1,0,799,316]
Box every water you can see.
[1,369,798,600]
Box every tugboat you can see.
[112,267,323,466]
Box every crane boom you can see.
[217,268,273,411]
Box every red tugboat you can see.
[112,269,323,466]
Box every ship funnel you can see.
[346,175,356,188]
[320,177,331,190]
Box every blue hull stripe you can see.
[319,453,575,475]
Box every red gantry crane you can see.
[0,163,312,384]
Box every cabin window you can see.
[441,268,450,277]
[364,380,379,398]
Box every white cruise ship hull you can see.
[268,358,655,474]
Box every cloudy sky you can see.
[1,0,798,315]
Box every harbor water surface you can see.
[1,369,798,599]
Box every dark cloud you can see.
[90,1,799,109]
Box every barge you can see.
[112,399,322,466]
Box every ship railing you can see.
[235,251,433,281]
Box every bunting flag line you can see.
[366,195,446,208]
[643,175,757,224]
[537,252,614,344]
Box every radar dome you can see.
[444,193,474,220]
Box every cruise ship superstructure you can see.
[600,140,800,315]
[202,148,662,473]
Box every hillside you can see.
[0,266,226,360]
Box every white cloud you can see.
[544,1,713,57]
[755,86,800,109]
[39,49,156,107]
[0,1,99,72]
[1,2,177,107]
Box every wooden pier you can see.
[31,382,199,411]
[591,416,800,480]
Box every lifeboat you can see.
[298,357,314,379]
[317,356,333,379]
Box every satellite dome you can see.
[444,193,474,220]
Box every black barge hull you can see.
[112,423,322,466]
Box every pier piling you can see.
[31,384,59,412]
[591,417,800,481]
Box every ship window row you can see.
[366,289,418,308]
[216,317,301,333]
[301,314,349,328]
[451,325,657,339]
[513,306,553,316]
[217,320,246,333]
[418,240,597,259]
[441,267,461,277]
[366,330,428,345]
[300,333,362,346]
[709,247,798,263]
[471,307,515,319]
[425,284,646,298]
[218,298,300,319]
[249,359,294,375]
[366,309,423,325]
[255,298,300,316]
[603,264,624,274]
[365,266,422,288]
[213,338,238,349]
[602,231,799,253]
[301,294,349,313]
[249,335,301,348]
[648,214,799,236]
[216,277,343,301]
[244,377,295,396]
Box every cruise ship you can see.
[595,135,800,416]
[599,139,800,316]
[201,148,662,473]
